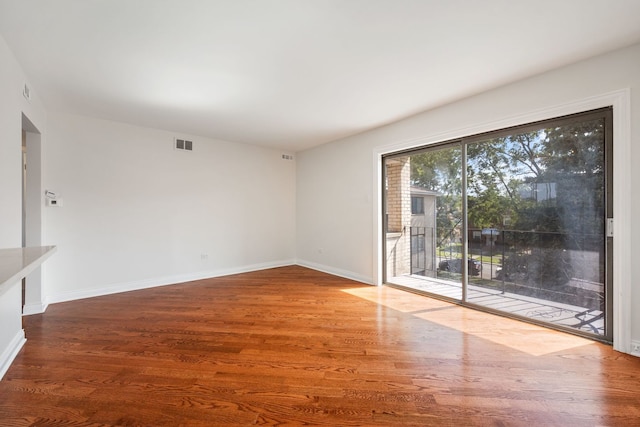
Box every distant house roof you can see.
[410,186,439,196]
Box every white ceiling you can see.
[2,0,640,151]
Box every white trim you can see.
[22,301,48,316]
[631,340,640,357]
[0,330,26,380]
[296,259,374,285]
[46,259,296,304]
[609,89,632,354]
[372,150,384,286]
[372,89,632,354]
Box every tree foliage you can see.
[409,117,606,247]
[410,148,463,245]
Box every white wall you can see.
[42,112,296,302]
[296,43,640,350]
[2,28,297,315]
[0,35,47,378]
[295,137,375,283]
[2,31,297,374]
[0,36,46,246]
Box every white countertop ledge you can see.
[0,246,56,296]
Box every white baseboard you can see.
[46,259,296,304]
[295,259,373,285]
[22,301,48,316]
[0,330,26,381]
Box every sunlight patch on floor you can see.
[342,286,596,357]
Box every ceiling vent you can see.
[175,138,193,151]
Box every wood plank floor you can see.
[1,266,639,426]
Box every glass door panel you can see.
[465,114,609,338]
[384,144,463,301]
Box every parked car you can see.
[438,258,482,276]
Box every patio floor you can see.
[388,274,605,336]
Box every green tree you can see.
[408,119,605,235]
[410,148,462,247]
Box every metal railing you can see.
[408,226,605,311]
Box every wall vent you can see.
[281,154,294,160]
[23,83,31,101]
[175,138,193,151]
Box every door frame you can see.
[21,113,46,315]
[373,89,632,354]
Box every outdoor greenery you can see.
[411,118,605,232]
[411,115,607,289]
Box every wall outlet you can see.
[200,253,208,261]
[631,340,640,356]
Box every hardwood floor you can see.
[1,266,639,426]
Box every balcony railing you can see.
[407,226,604,312]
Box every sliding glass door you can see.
[384,145,463,299]
[383,108,613,342]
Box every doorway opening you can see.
[21,113,45,315]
